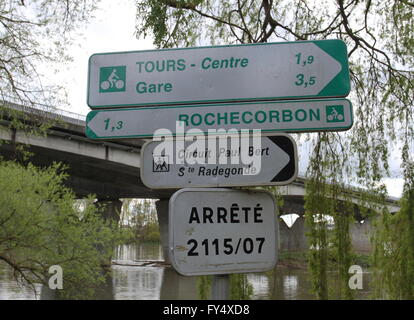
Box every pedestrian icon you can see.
[99,66,126,93]
[153,155,170,173]
[326,105,345,122]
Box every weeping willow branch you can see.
[135,0,414,300]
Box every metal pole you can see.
[211,274,230,300]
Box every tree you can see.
[135,0,413,299]
[129,199,160,242]
[0,1,132,299]
[0,0,99,106]
[0,161,129,299]
[0,0,101,153]
[371,185,414,299]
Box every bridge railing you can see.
[0,96,86,127]
[0,97,401,206]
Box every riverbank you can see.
[277,250,371,270]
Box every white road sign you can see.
[86,98,353,139]
[87,39,350,108]
[141,134,297,188]
[169,188,278,276]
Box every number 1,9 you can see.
[295,53,314,65]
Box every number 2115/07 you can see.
[187,237,265,256]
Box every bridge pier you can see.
[350,218,373,253]
[279,216,308,251]
[155,199,170,263]
[278,214,374,253]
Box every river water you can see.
[0,243,371,300]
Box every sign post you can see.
[211,275,230,300]
[85,38,352,290]
[87,39,350,108]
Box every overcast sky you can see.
[54,0,153,116]
[48,0,404,198]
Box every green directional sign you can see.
[87,39,350,109]
[85,98,353,139]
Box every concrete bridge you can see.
[0,100,401,253]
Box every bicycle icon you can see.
[100,69,125,90]
[327,106,344,122]
[99,66,126,93]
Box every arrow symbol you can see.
[266,136,296,182]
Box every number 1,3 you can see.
[104,118,123,131]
